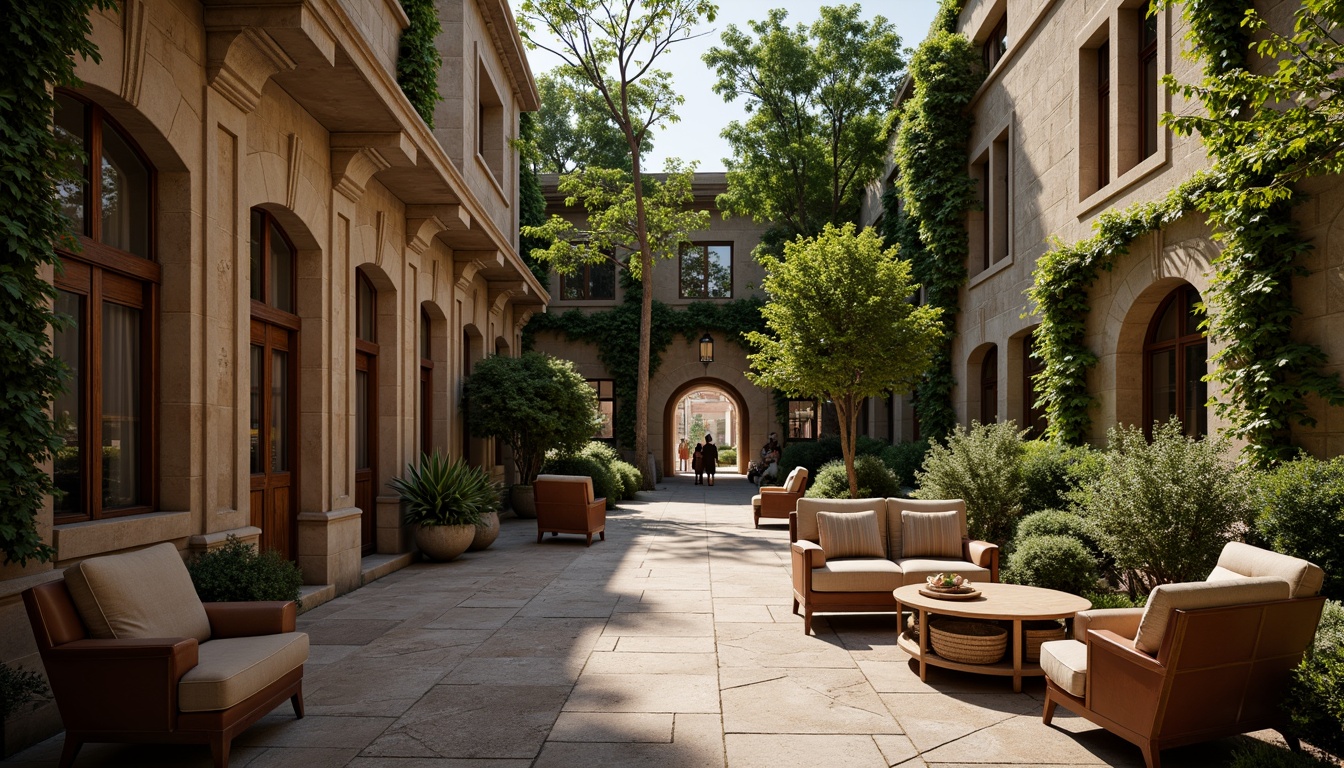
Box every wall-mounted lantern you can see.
[699,333,715,366]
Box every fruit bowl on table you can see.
[918,573,980,599]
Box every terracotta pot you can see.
[469,510,500,551]
[510,485,536,519]
[414,523,475,562]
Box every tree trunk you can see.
[836,393,859,499]
[629,147,656,490]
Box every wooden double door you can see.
[355,341,378,556]
[249,317,298,558]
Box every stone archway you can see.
[661,377,752,475]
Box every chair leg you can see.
[803,608,813,635]
[599,531,605,541]
[210,734,231,768]
[57,733,83,768]
[754,513,760,528]
[1041,692,1057,725]
[291,687,305,718]
[585,533,593,546]
[537,531,544,543]
[792,598,799,615]
[1139,739,1160,768]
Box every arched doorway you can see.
[661,378,751,475]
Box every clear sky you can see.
[522,1,940,172]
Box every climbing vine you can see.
[888,2,983,442]
[1,0,113,565]
[1028,0,1344,464]
[397,0,443,128]
[523,273,767,447]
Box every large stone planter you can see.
[469,510,500,551]
[414,524,475,561]
[510,485,536,519]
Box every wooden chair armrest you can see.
[1075,608,1143,641]
[1084,629,1166,733]
[759,486,791,494]
[789,511,799,543]
[43,638,199,732]
[46,637,199,662]
[965,539,1000,582]
[205,601,297,638]
[791,540,826,567]
[1088,629,1165,674]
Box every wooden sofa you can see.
[751,466,808,528]
[21,543,307,768]
[534,473,606,546]
[789,497,1000,634]
[1039,543,1326,768]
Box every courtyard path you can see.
[7,473,1271,767]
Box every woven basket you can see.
[929,619,1007,665]
[1022,620,1066,662]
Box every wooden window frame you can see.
[1138,13,1159,161]
[589,379,616,442]
[787,399,818,442]
[1142,285,1207,439]
[980,346,999,425]
[560,260,617,300]
[250,209,300,328]
[678,242,734,299]
[1097,40,1111,188]
[983,14,1008,70]
[52,91,160,523]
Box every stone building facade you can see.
[861,0,1344,450]
[2,0,544,752]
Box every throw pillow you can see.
[817,510,885,559]
[900,510,962,558]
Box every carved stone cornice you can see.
[330,132,417,203]
[203,1,337,113]
[488,281,527,315]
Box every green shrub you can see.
[1255,455,1344,601]
[1021,441,1095,515]
[1012,509,1109,576]
[188,536,303,605]
[880,439,930,488]
[1082,591,1146,610]
[779,437,843,484]
[805,455,900,500]
[1228,739,1337,768]
[855,435,889,457]
[718,447,737,465]
[543,453,619,509]
[0,663,48,723]
[1002,535,1098,595]
[1312,599,1344,658]
[915,421,1027,544]
[390,452,498,527]
[612,460,642,500]
[577,442,623,507]
[1287,642,1344,759]
[580,440,620,466]
[1079,421,1252,594]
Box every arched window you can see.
[1145,285,1207,437]
[980,346,999,425]
[52,92,158,521]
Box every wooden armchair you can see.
[21,543,307,768]
[1040,544,1326,768]
[534,474,606,546]
[752,466,808,528]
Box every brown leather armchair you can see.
[752,466,808,528]
[1040,544,1326,768]
[22,543,307,768]
[534,474,606,545]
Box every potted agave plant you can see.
[389,452,500,561]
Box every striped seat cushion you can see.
[900,510,962,558]
[816,510,885,559]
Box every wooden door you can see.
[250,318,297,558]
[355,343,378,555]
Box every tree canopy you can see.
[532,70,652,174]
[747,223,943,498]
[462,352,599,486]
[704,4,904,251]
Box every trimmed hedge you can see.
[805,455,900,500]
[1002,534,1097,596]
[542,452,618,509]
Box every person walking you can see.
[702,434,719,486]
[692,443,704,485]
[678,438,690,472]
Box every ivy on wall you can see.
[523,272,768,447]
[1,0,113,565]
[397,0,443,128]
[887,1,983,443]
[516,112,550,285]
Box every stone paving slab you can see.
[5,472,1285,767]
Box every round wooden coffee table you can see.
[894,583,1092,692]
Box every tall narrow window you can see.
[1097,41,1111,188]
[559,260,616,300]
[354,270,379,556]
[52,92,158,522]
[589,380,615,440]
[420,309,434,457]
[1023,333,1048,438]
[1145,285,1207,438]
[462,330,474,462]
[788,400,817,440]
[679,243,733,298]
[1138,13,1159,161]
[980,346,999,425]
[982,14,1008,70]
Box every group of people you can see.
[677,434,721,485]
[676,432,784,487]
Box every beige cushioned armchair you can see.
[751,466,808,528]
[789,498,1000,634]
[1039,542,1326,768]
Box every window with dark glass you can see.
[1097,40,1110,188]
[679,243,732,299]
[983,14,1008,70]
[420,309,434,457]
[589,380,615,440]
[1138,12,1159,161]
[788,400,817,441]
[980,346,999,425]
[1145,285,1207,438]
[560,260,616,300]
[52,92,158,522]
[1023,332,1048,438]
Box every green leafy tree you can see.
[2,0,114,565]
[533,70,652,173]
[687,413,706,446]
[462,352,599,486]
[747,223,942,498]
[517,0,718,488]
[517,112,550,285]
[704,5,904,249]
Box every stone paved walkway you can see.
[7,473,1275,767]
